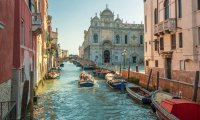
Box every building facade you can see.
[12,0,34,119]
[144,0,200,83]
[0,0,15,118]
[79,6,144,65]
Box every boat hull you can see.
[79,82,94,87]
[126,86,151,104]
[107,81,126,90]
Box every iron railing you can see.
[0,101,16,120]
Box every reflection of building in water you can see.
[79,5,144,65]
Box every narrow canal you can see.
[34,62,156,120]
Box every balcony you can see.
[154,18,176,36]
[32,13,42,35]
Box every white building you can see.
[79,5,144,65]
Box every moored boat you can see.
[151,90,200,120]
[126,85,151,104]
[48,69,60,79]
[93,68,115,78]
[78,71,95,87]
[105,73,127,90]
[82,64,95,70]
[60,63,64,67]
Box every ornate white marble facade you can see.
[79,6,144,65]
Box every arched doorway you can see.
[104,50,110,63]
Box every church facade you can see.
[79,6,144,65]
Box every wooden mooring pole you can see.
[120,64,122,75]
[136,65,139,72]
[156,71,159,90]
[146,69,152,90]
[128,65,130,80]
[192,71,199,102]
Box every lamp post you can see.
[122,48,127,69]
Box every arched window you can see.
[125,35,128,44]
[154,8,158,24]
[93,34,98,43]
[116,35,120,44]
[164,0,169,20]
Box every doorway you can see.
[165,58,172,79]
[104,50,110,63]
[132,56,136,64]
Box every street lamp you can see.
[122,48,127,69]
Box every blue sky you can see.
[49,0,144,55]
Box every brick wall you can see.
[122,70,200,103]
[0,0,15,84]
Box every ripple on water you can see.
[34,62,156,120]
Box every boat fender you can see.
[150,103,156,113]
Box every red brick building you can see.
[12,0,34,119]
[0,0,15,119]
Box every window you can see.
[145,42,147,52]
[154,8,158,24]
[145,15,147,32]
[21,19,24,45]
[160,38,164,50]
[115,56,118,61]
[116,35,120,44]
[140,35,143,44]
[198,27,200,45]
[155,39,158,51]
[155,60,158,67]
[179,32,183,48]
[93,34,98,43]
[178,0,182,18]
[180,60,185,70]
[164,0,169,20]
[171,34,176,50]
[125,35,128,44]
[198,0,200,10]
[146,60,149,66]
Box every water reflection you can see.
[34,62,156,120]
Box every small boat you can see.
[60,63,64,67]
[126,85,151,104]
[105,73,127,90]
[93,68,115,78]
[151,90,200,120]
[48,70,60,79]
[78,71,94,87]
[82,64,95,70]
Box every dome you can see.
[92,16,99,21]
[101,9,113,16]
[115,18,122,23]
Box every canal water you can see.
[34,62,156,120]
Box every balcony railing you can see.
[154,18,176,36]
[0,101,16,120]
[32,13,42,34]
